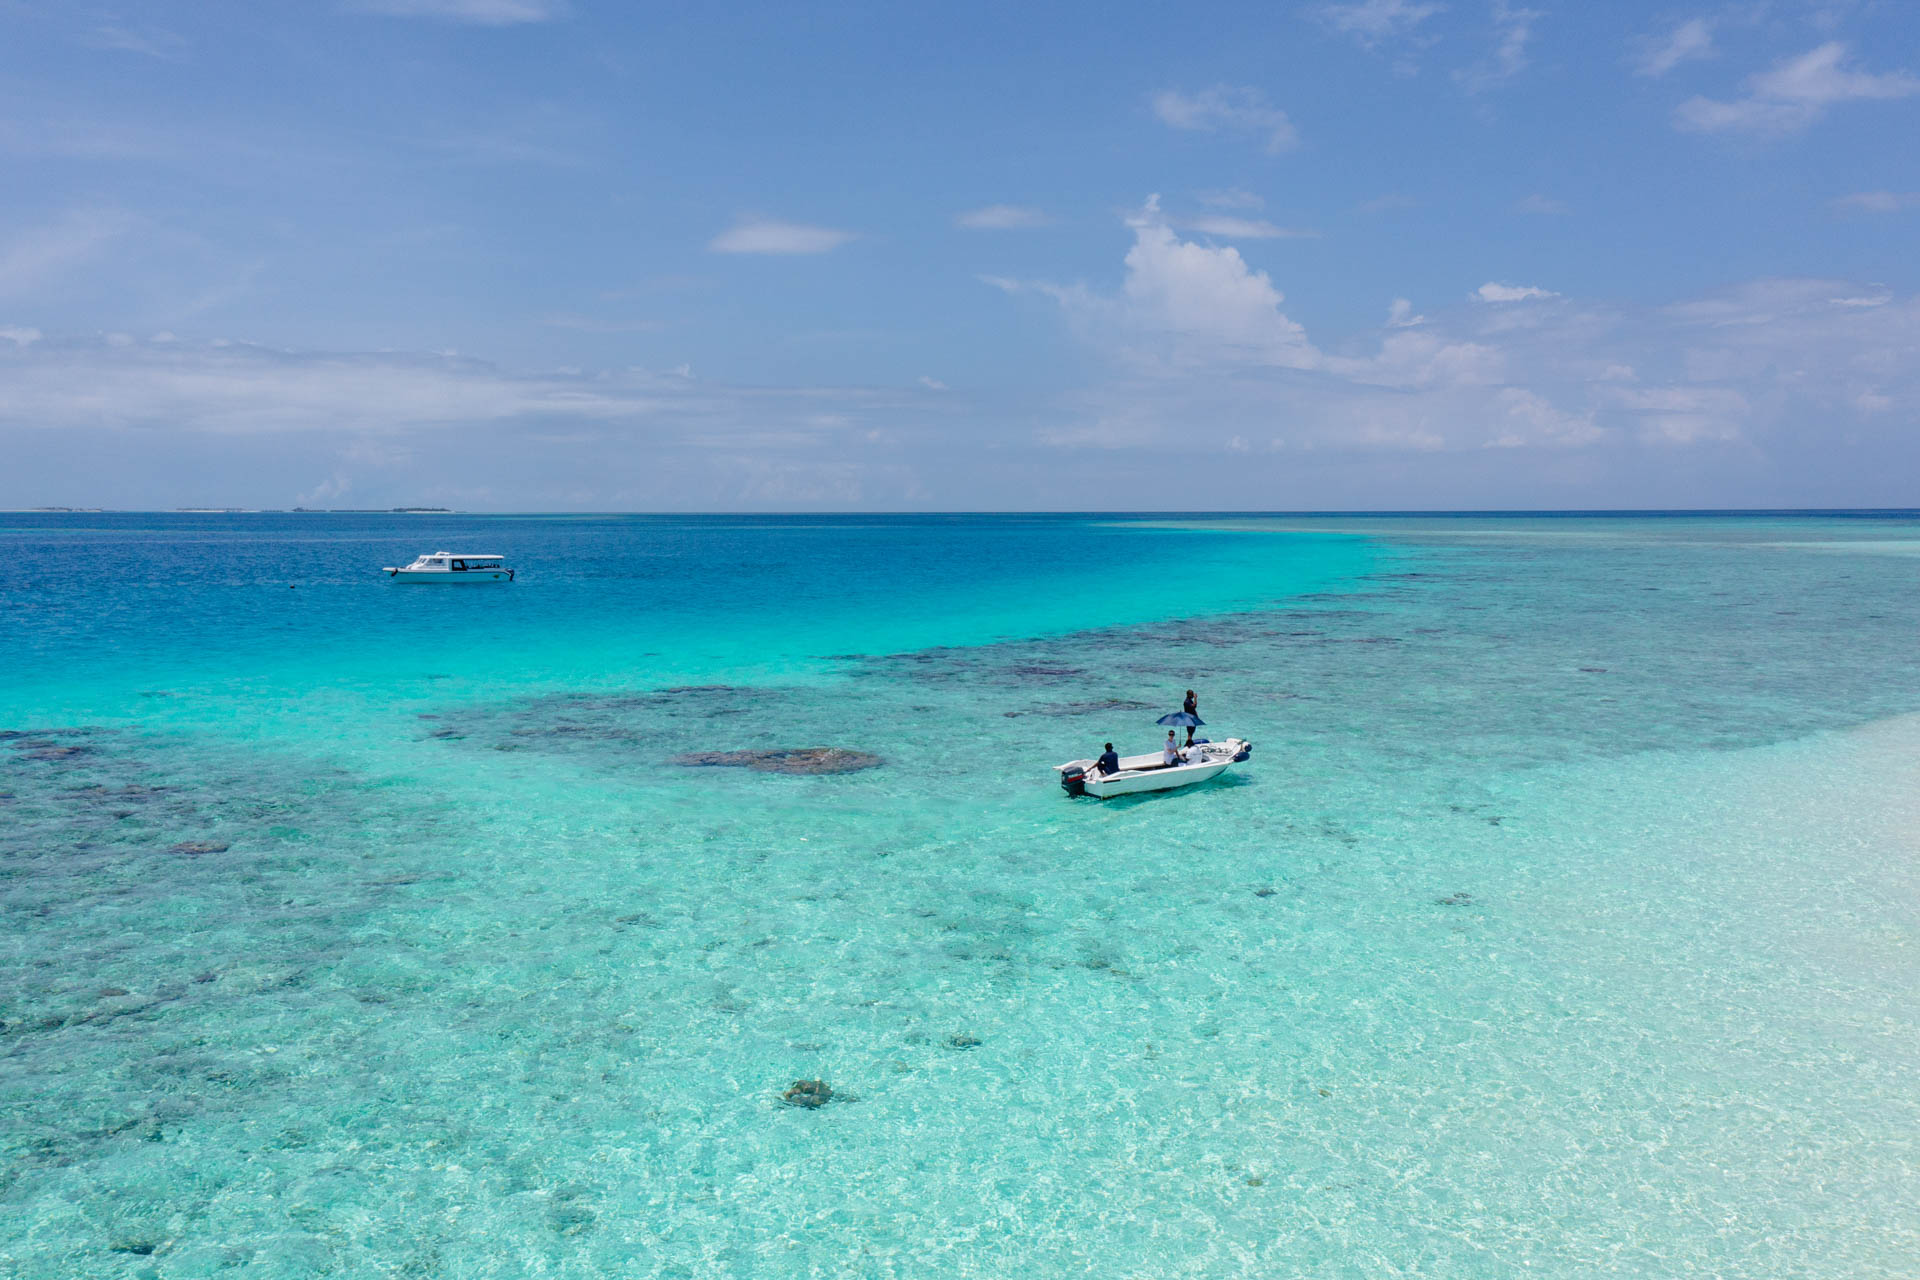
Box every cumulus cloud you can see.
[1633,17,1714,78]
[977,200,1920,497]
[1151,87,1299,153]
[1315,0,1444,49]
[954,204,1051,230]
[1117,198,1316,367]
[1476,281,1559,302]
[709,219,856,254]
[346,0,567,22]
[1676,43,1920,135]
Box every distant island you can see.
[15,507,458,514]
[288,507,454,514]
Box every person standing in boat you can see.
[1182,689,1199,746]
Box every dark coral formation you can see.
[672,748,881,776]
[780,1079,834,1108]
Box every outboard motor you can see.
[1060,766,1088,797]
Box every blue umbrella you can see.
[1155,711,1204,728]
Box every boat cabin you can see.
[384,551,515,581]
[407,552,504,572]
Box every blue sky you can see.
[2,0,1917,509]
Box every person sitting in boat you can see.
[1096,743,1122,775]
[1163,731,1184,766]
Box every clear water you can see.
[4,512,1919,1277]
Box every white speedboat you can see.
[383,552,515,582]
[1055,738,1252,798]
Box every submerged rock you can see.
[168,841,229,856]
[945,1033,982,1050]
[673,748,881,776]
[1435,891,1473,907]
[22,745,91,762]
[781,1078,834,1108]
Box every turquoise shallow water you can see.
[4,512,1919,1277]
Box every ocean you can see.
[4,511,1918,1277]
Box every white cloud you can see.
[918,376,949,391]
[1316,0,1444,49]
[346,0,566,22]
[0,334,953,509]
[1455,1,1541,93]
[1515,193,1568,215]
[1633,17,1714,78]
[1476,281,1559,302]
[1174,215,1318,239]
[979,202,1920,489]
[955,204,1051,230]
[1118,198,1316,367]
[709,219,856,255]
[1834,191,1920,214]
[1676,42,1920,135]
[0,326,41,345]
[1605,384,1746,443]
[1151,87,1298,153]
[1485,387,1603,448]
[1337,326,1505,388]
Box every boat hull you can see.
[1080,760,1230,796]
[385,569,512,583]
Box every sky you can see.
[2,0,1917,511]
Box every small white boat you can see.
[383,551,515,582]
[1055,738,1252,798]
